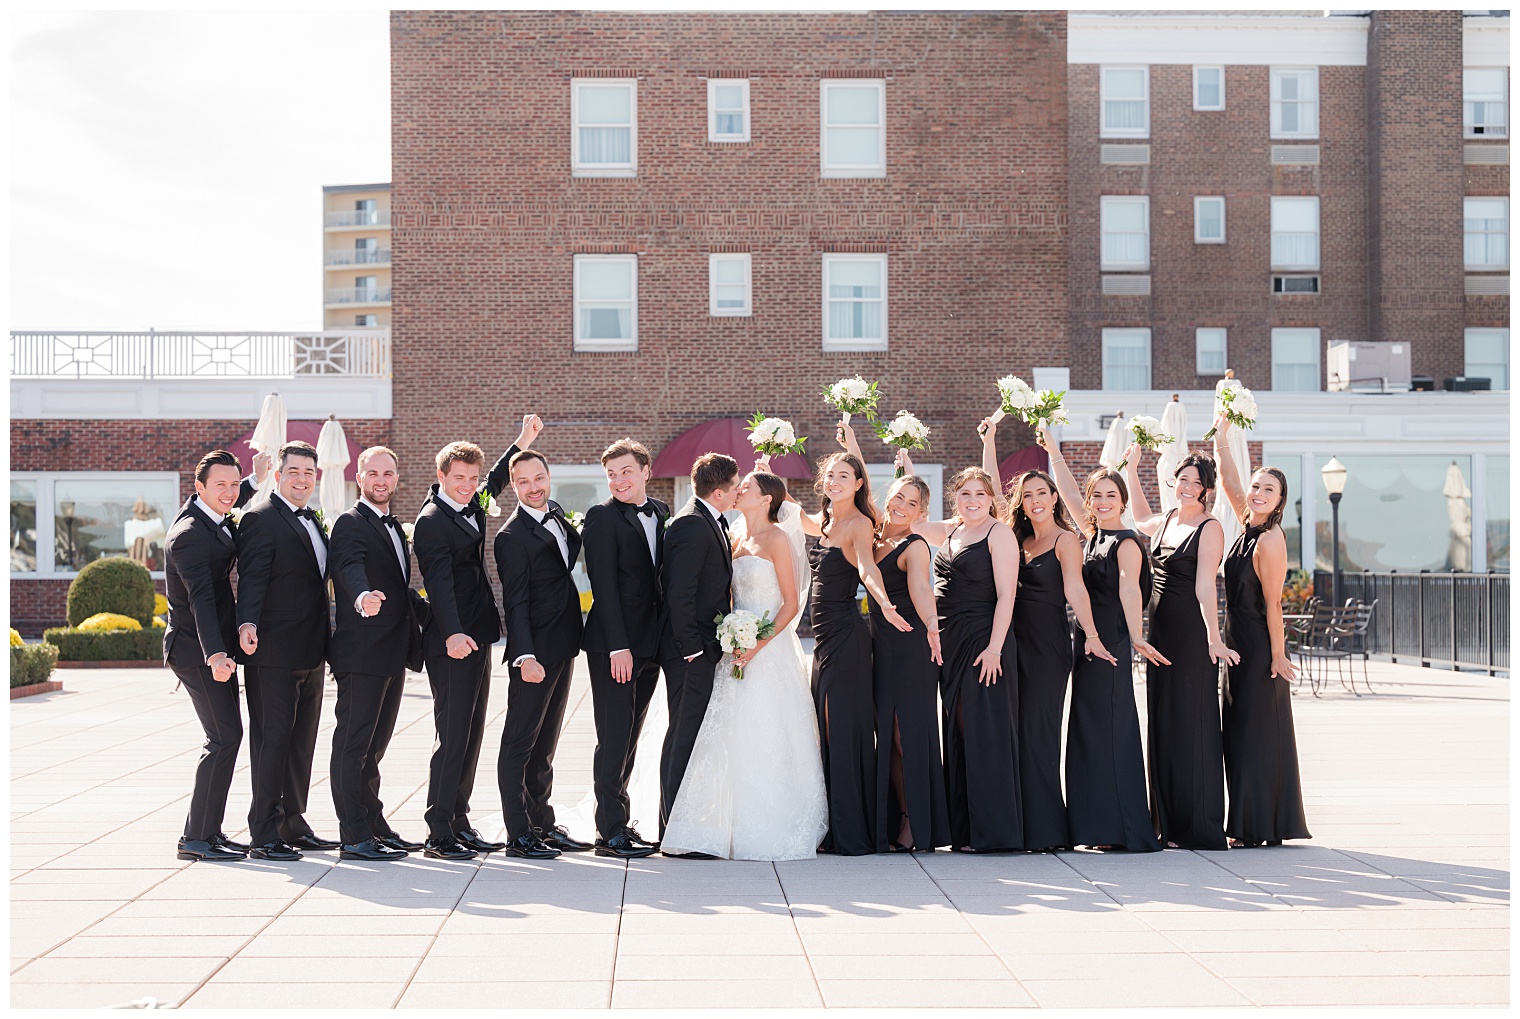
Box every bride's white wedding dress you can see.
[660,545,829,862]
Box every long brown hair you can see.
[816,452,878,537]
[1004,469,1078,545]
[1170,449,1217,508]
[1246,466,1290,533]
[748,471,788,523]
[1081,468,1130,530]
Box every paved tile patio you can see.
[10,656,1508,1008]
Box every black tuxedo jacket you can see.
[233,495,331,671]
[493,500,584,666]
[661,499,734,659]
[162,500,240,666]
[581,496,674,660]
[412,444,516,659]
[329,502,429,677]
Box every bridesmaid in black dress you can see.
[1212,416,1311,847]
[867,474,950,853]
[1124,444,1239,851]
[931,466,1023,853]
[1041,425,1164,853]
[797,451,911,855]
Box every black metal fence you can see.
[1313,570,1509,675]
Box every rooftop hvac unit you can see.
[1326,340,1412,393]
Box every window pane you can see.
[1487,455,1509,572]
[1314,456,1473,572]
[825,126,880,164]
[1464,68,1507,101]
[580,260,633,300]
[11,480,36,573]
[1279,75,1299,102]
[714,259,746,284]
[578,126,631,164]
[826,86,880,125]
[1197,328,1227,373]
[715,286,747,309]
[1103,330,1150,390]
[1196,68,1220,107]
[1273,330,1319,392]
[578,85,631,124]
[828,260,881,294]
[1102,200,1146,233]
[54,478,177,573]
[714,85,744,108]
[715,111,744,135]
[581,306,631,340]
[1197,199,1222,239]
[1104,68,1145,99]
[1271,198,1317,232]
[1104,100,1146,130]
[828,300,882,340]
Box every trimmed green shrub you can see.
[44,627,164,662]
[11,643,60,687]
[67,557,156,628]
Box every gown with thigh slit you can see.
[1013,545,1072,851]
[868,534,950,852]
[934,533,1022,851]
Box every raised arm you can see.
[979,417,1007,517]
[1210,414,1248,525]
[1055,530,1116,665]
[1123,441,1165,537]
[837,416,864,462]
[1194,517,1239,667]
[899,539,943,665]
[1252,526,1299,681]
[1117,537,1169,667]
[1037,424,1088,535]
[974,522,1020,685]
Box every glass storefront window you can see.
[1272,455,1304,568]
[1487,455,1509,572]
[1314,455,1473,573]
[53,478,177,573]
[11,481,37,573]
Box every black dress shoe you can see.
[595,831,658,859]
[536,823,593,853]
[454,828,506,853]
[285,833,341,851]
[376,832,424,852]
[211,833,250,853]
[340,838,409,861]
[623,825,658,850]
[249,840,302,861]
[503,831,560,859]
[423,837,478,861]
[661,849,718,860]
[177,838,246,862]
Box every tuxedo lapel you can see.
[275,498,322,573]
[185,500,235,550]
[359,503,409,584]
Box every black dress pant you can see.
[172,648,244,841]
[588,654,661,839]
[244,664,325,846]
[423,647,492,839]
[330,671,406,845]
[659,649,718,833]
[498,657,574,840]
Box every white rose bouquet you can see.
[877,410,931,477]
[822,376,881,424]
[1204,381,1259,441]
[746,412,806,457]
[714,608,777,679]
[981,374,1038,435]
[1116,415,1174,471]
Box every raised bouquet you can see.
[1204,380,1258,441]
[822,375,881,424]
[746,413,806,457]
[1115,415,1174,470]
[982,375,1069,434]
[877,410,931,477]
[714,608,776,679]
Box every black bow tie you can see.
[295,507,318,522]
[545,506,568,527]
[624,500,656,518]
[218,516,235,532]
[380,513,403,532]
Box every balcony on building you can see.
[324,286,393,307]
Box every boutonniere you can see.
[476,489,501,518]
[565,511,584,532]
[401,521,415,545]
[312,507,330,535]
[226,506,245,525]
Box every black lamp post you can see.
[59,500,77,572]
[1321,458,1347,606]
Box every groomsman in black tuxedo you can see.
[492,447,589,859]
[235,440,338,860]
[165,450,254,862]
[413,415,541,860]
[659,453,740,850]
[581,438,669,859]
[328,445,430,861]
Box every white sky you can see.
[10,10,390,332]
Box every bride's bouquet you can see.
[822,376,881,424]
[877,410,931,477]
[1115,414,1174,471]
[1203,380,1259,441]
[746,413,806,457]
[981,375,1069,434]
[714,608,776,679]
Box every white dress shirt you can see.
[276,492,328,576]
[609,498,658,660]
[435,487,480,530]
[194,496,228,527]
[512,503,571,667]
[355,498,408,615]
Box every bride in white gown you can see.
[660,471,829,861]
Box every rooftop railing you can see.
[10,330,391,379]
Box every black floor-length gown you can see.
[1146,510,1228,850]
[809,542,877,855]
[868,535,950,852]
[935,533,1022,851]
[1012,545,1072,850]
[1066,529,1162,853]
[1223,524,1312,845]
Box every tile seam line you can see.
[775,860,825,1007]
[609,857,629,1007]
[390,856,481,1007]
[914,850,1030,997]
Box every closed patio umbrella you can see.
[248,391,287,504]
[316,415,352,520]
[1156,394,1188,513]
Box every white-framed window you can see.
[1196,328,1228,376]
[1271,327,1321,392]
[1193,66,1225,111]
[709,253,752,317]
[822,254,887,351]
[572,78,637,177]
[10,472,182,579]
[1101,66,1149,138]
[1465,197,1509,269]
[1464,67,1508,138]
[820,79,886,178]
[1194,196,1226,243]
[1101,196,1150,271]
[1102,328,1152,390]
[1270,67,1319,139]
[573,254,638,351]
[1271,196,1320,271]
[708,79,750,143]
[1465,328,1510,390]
[355,314,377,327]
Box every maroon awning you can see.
[228,421,364,482]
[652,418,812,480]
[998,445,1050,483]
